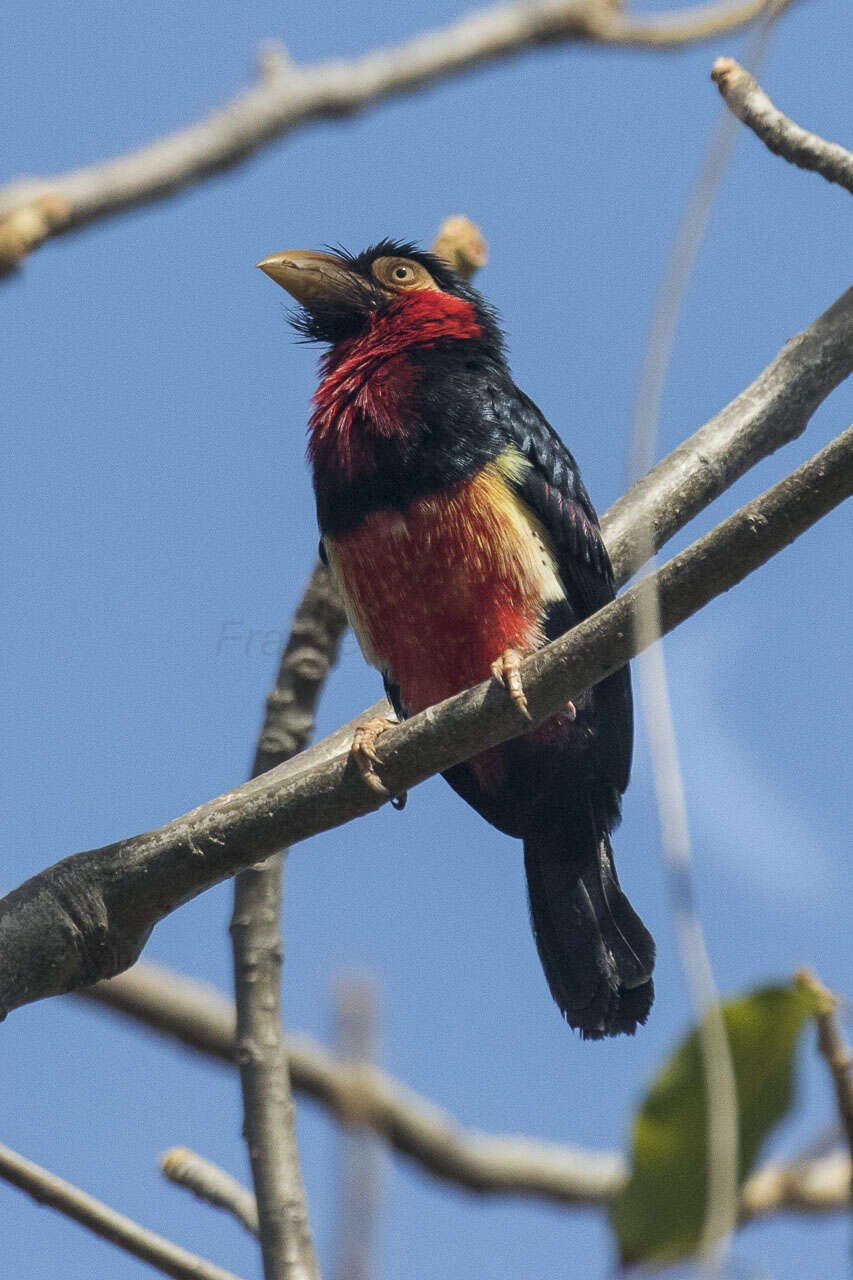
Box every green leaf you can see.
[609,983,818,1267]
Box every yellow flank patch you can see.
[473,451,565,607]
[493,442,531,487]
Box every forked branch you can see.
[0,1142,246,1280]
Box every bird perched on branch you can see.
[257,240,654,1038]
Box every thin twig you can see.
[795,970,853,1198]
[160,1148,259,1237]
[0,0,793,274]
[230,563,345,1280]
[4,420,853,1014]
[712,58,853,196]
[332,977,381,1280]
[0,1142,246,1280]
[78,962,853,1219]
[626,11,789,1263]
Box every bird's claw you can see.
[491,648,533,721]
[351,716,407,809]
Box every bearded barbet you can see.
[258,240,654,1038]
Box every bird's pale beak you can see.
[255,250,356,308]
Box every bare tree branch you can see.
[230,563,345,1280]
[712,57,853,196]
[160,1148,259,1238]
[0,1142,246,1280]
[81,962,240,1061]
[80,963,853,1217]
[3,416,853,1016]
[0,0,791,275]
[250,564,349,773]
[79,962,624,1203]
[231,858,320,1280]
[78,964,853,1219]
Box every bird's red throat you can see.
[308,291,481,479]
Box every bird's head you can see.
[256,239,503,357]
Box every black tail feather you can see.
[523,811,654,1039]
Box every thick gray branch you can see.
[3,419,853,1017]
[0,1142,246,1280]
[711,58,853,196]
[0,0,788,272]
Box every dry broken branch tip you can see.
[431,216,489,279]
[712,56,853,196]
[160,1147,260,1238]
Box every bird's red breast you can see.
[325,449,565,717]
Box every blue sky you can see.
[3,1,852,1277]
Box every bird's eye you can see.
[371,256,438,292]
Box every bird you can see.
[257,239,654,1038]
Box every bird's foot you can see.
[351,717,407,809]
[490,648,533,721]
